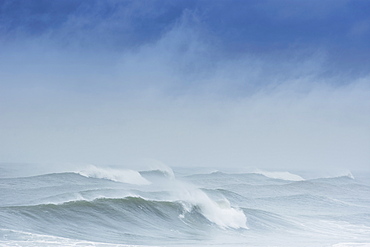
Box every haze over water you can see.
[1,1,370,246]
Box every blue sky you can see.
[1,0,369,171]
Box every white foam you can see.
[79,164,247,229]
[78,165,150,185]
[174,183,247,229]
[254,169,305,181]
[346,172,355,179]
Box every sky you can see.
[0,0,369,171]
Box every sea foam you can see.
[172,182,247,229]
[78,165,151,185]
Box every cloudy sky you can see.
[1,0,369,171]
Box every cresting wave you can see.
[253,170,305,181]
[1,164,370,246]
[0,166,247,230]
[77,166,247,230]
[1,197,216,241]
[78,165,151,185]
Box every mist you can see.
[1,0,369,172]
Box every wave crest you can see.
[174,184,247,229]
[254,170,304,181]
[78,165,150,185]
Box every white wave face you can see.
[254,169,305,181]
[78,165,151,185]
[174,183,247,229]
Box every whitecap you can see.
[78,165,151,185]
[173,182,247,229]
[254,169,305,181]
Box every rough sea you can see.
[1,163,370,247]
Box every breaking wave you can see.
[1,165,370,246]
[78,165,151,185]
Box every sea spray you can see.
[170,181,247,229]
[1,164,370,246]
[78,165,151,185]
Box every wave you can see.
[172,185,247,229]
[253,170,305,181]
[184,171,300,189]
[78,165,151,185]
[242,208,300,231]
[140,169,175,180]
[0,195,246,245]
[77,167,247,229]
[2,164,370,246]
[184,169,358,184]
[1,168,247,230]
[313,173,356,183]
[0,197,198,243]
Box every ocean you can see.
[1,163,370,247]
